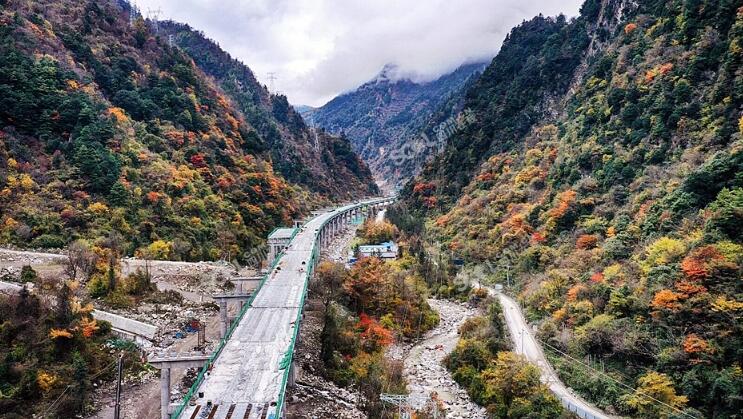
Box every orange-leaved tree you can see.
[345,257,390,314]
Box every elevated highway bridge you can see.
[167,197,394,419]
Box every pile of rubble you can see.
[289,380,364,419]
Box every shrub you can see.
[622,371,688,418]
[704,188,743,241]
[87,274,109,298]
[30,234,65,249]
[574,314,616,355]
[20,265,38,283]
[603,234,631,260]
[642,237,686,272]
[479,352,563,418]
[445,339,492,372]
[577,234,599,249]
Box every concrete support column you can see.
[160,367,171,419]
[219,299,228,338]
[288,360,297,388]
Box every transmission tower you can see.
[168,34,175,47]
[380,393,439,419]
[129,1,138,26]
[266,72,278,93]
[147,7,162,33]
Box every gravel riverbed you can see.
[389,299,487,418]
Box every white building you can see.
[358,241,399,260]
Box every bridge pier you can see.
[218,299,228,337]
[160,367,170,419]
[149,353,211,419]
[288,360,297,388]
[214,292,253,338]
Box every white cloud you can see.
[136,0,584,106]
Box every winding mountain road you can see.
[494,290,612,419]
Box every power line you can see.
[41,358,119,418]
[539,339,698,419]
[499,287,696,418]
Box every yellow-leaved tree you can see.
[623,371,688,418]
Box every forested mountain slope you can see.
[0,0,375,261]
[158,20,378,200]
[307,62,486,190]
[398,0,743,417]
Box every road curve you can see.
[177,197,391,419]
[494,291,612,419]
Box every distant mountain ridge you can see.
[307,62,487,191]
[0,0,375,261]
[396,0,743,417]
[158,20,378,200]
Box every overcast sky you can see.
[137,0,584,106]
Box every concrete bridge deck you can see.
[177,197,393,419]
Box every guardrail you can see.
[169,233,291,419]
[272,197,392,418]
[558,395,604,419]
[170,197,392,419]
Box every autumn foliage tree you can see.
[357,219,398,244]
[623,371,688,418]
[344,257,390,314]
[311,259,350,329]
[479,352,563,418]
[0,278,141,417]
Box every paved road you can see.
[179,198,389,419]
[494,291,611,419]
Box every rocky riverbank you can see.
[389,299,487,418]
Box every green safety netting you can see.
[170,200,387,418]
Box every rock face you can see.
[305,62,487,191]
